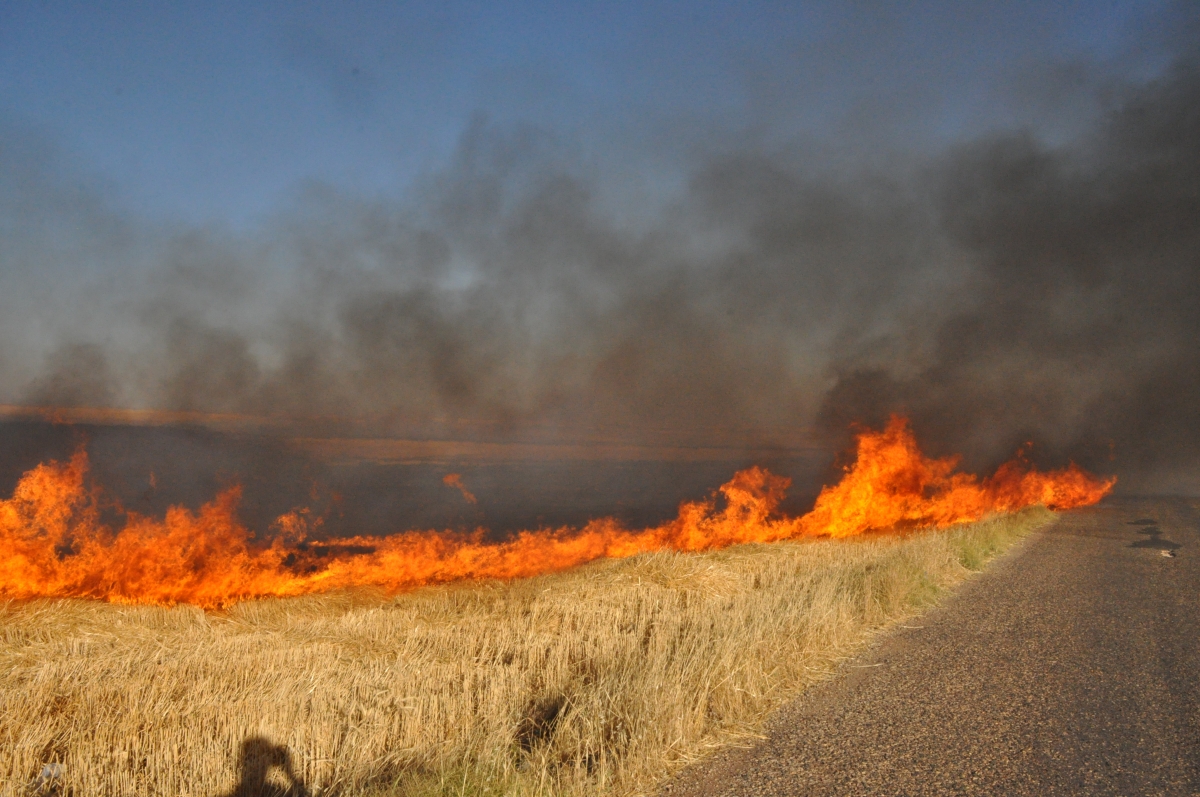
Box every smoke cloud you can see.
[2,32,1198,496]
[820,54,1200,489]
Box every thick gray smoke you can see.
[820,55,1200,490]
[2,44,1198,494]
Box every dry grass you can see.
[0,508,1054,797]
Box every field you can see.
[1,508,1053,797]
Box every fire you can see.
[0,417,1113,608]
[796,417,1115,537]
[442,473,478,504]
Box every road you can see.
[664,498,1200,796]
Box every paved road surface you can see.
[664,498,1200,796]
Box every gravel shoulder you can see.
[663,498,1200,797]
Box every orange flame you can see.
[442,473,477,504]
[0,417,1113,608]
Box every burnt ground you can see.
[0,419,828,538]
[664,498,1200,797]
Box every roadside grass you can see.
[0,508,1053,797]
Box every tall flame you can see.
[0,417,1113,608]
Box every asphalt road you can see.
[664,498,1200,796]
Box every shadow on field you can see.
[217,736,310,797]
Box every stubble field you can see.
[1,508,1052,797]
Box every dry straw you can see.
[0,509,1052,796]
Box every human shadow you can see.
[217,736,311,797]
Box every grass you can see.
[0,508,1054,797]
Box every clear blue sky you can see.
[0,1,1171,225]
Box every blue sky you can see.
[0,1,1172,225]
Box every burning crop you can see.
[0,417,1113,608]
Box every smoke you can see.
[2,120,946,444]
[2,25,1199,495]
[820,54,1200,488]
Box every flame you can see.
[795,418,1116,537]
[442,473,478,504]
[0,417,1113,608]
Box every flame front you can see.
[0,417,1114,607]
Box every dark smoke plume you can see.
[821,55,1200,490]
[2,36,1199,498]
